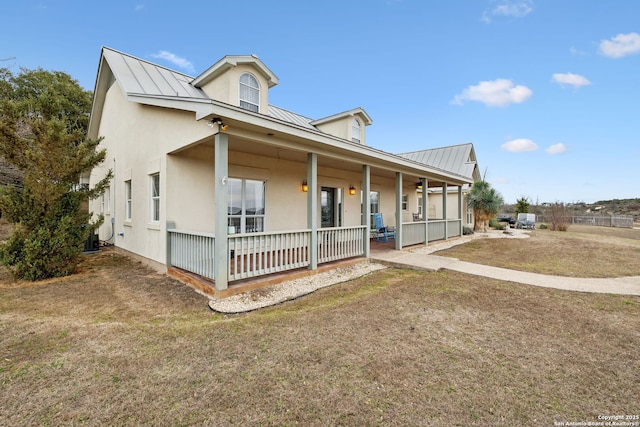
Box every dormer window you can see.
[352,118,361,143]
[239,73,259,112]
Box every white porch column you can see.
[421,178,428,245]
[442,182,448,240]
[307,153,318,270]
[458,186,463,236]
[214,132,229,291]
[362,165,371,258]
[395,172,403,250]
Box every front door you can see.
[321,187,335,228]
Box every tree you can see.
[515,196,530,218]
[0,67,111,280]
[467,180,504,232]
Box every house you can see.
[87,47,475,297]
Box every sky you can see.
[2,0,639,204]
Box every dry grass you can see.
[435,225,640,277]
[1,244,639,426]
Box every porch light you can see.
[416,181,423,189]
[301,179,308,192]
[211,117,229,131]
[348,185,356,196]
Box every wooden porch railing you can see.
[228,230,311,281]
[168,221,460,284]
[317,226,366,264]
[167,229,215,280]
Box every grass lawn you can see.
[435,224,640,278]
[1,226,639,426]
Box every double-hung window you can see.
[228,178,265,233]
[352,118,361,143]
[239,73,259,112]
[125,180,132,221]
[150,173,160,222]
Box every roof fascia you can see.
[88,49,114,140]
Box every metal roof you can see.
[396,143,480,181]
[99,48,330,130]
[102,47,207,99]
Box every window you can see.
[467,207,473,225]
[239,73,259,112]
[150,173,160,222]
[228,178,265,233]
[418,197,423,219]
[352,118,361,143]
[402,194,408,211]
[125,180,132,221]
[368,191,380,225]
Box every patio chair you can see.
[372,213,396,242]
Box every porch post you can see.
[442,182,448,240]
[166,221,176,268]
[395,172,403,250]
[421,178,428,245]
[214,132,229,291]
[307,153,318,270]
[458,186,463,236]
[362,165,371,258]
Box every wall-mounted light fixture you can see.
[416,181,423,189]
[211,117,229,131]
[301,179,308,192]
[348,185,356,196]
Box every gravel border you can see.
[208,261,387,314]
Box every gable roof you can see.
[192,55,279,88]
[310,107,373,126]
[396,143,481,181]
[89,47,359,138]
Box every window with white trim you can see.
[402,194,408,211]
[228,178,265,233]
[150,173,160,222]
[125,180,132,221]
[239,73,259,112]
[352,118,361,143]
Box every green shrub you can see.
[463,226,474,235]
[0,215,92,281]
[539,223,548,229]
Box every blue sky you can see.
[2,0,639,204]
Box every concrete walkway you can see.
[371,233,640,297]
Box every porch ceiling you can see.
[193,122,461,186]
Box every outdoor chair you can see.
[371,213,396,242]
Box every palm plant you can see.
[467,180,504,232]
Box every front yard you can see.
[0,227,639,426]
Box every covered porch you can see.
[164,125,470,297]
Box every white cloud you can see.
[552,72,591,88]
[150,51,195,73]
[502,138,538,152]
[482,0,533,23]
[570,47,587,56]
[492,177,510,184]
[599,32,640,58]
[134,4,144,11]
[451,79,533,107]
[546,143,567,154]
